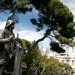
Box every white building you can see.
[54,44,75,75]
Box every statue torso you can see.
[0,29,12,39]
[0,29,13,53]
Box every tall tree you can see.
[21,40,42,75]
[30,0,75,52]
[44,56,72,75]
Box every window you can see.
[62,60,64,62]
[72,47,74,53]
[66,60,69,64]
[67,54,69,56]
[66,47,69,53]
[72,60,74,66]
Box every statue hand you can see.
[9,35,14,41]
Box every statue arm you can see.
[0,35,13,43]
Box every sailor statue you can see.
[0,20,15,75]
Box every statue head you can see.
[5,20,15,30]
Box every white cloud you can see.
[0,21,6,29]
[14,29,43,41]
[14,29,50,49]
[39,38,50,49]
[32,8,38,14]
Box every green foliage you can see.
[30,0,75,50]
[21,40,42,75]
[16,0,30,7]
[0,0,32,16]
[21,39,72,75]
[50,42,65,53]
[58,36,70,44]
[22,39,31,49]
[44,56,72,75]
[31,40,39,50]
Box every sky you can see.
[0,0,75,52]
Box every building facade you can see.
[54,45,75,75]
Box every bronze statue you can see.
[0,20,15,75]
[0,19,24,75]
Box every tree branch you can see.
[48,36,54,42]
[31,29,51,49]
